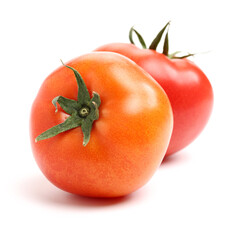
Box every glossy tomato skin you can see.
[95,44,214,156]
[30,52,173,197]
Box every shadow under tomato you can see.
[160,150,191,167]
[17,174,146,208]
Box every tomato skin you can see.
[95,43,214,156]
[30,52,173,197]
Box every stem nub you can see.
[79,106,90,118]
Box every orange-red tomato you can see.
[30,52,173,198]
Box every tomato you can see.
[95,24,214,156]
[30,52,173,197]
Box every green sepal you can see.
[162,31,169,56]
[91,91,101,107]
[35,112,83,142]
[82,101,100,146]
[168,51,181,59]
[60,60,91,105]
[149,21,170,50]
[129,26,147,49]
[52,96,79,114]
[171,52,196,59]
[81,118,93,147]
[35,61,101,146]
[168,50,196,59]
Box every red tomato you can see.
[95,27,213,156]
[30,52,173,197]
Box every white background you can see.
[1,0,239,239]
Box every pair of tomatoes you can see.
[30,24,213,198]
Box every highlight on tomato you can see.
[95,22,214,157]
[30,52,173,198]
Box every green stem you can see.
[35,61,101,146]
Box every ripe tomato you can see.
[30,52,173,197]
[95,24,213,156]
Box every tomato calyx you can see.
[129,21,196,59]
[35,61,101,146]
